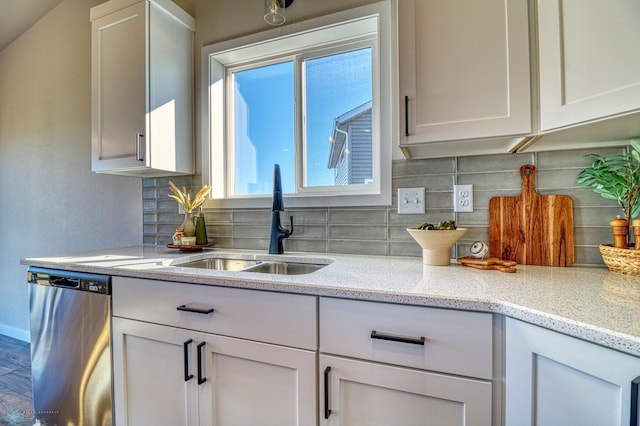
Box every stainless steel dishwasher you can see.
[28,266,112,426]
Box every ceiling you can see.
[0,0,64,52]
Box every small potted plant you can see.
[577,140,640,274]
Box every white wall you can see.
[0,0,142,341]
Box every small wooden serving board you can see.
[489,165,574,266]
[457,256,517,273]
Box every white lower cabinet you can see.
[112,317,316,426]
[319,297,495,426]
[505,318,640,426]
[111,278,317,425]
[320,355,492,426]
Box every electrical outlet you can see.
[453,184,473,213]
[398,188,425,214]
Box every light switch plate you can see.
[398,188,425,214]
[453,184,473,212]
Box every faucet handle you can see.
[286,215,294,236]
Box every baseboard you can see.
[0,324,30,342]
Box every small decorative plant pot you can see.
[407,227,468,266]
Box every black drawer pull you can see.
[631,376,640,426]
[197,342,206,385]
[324,366,332,419]
[183,339,193,382]
[177,305,214,315]
[371,330,425,345]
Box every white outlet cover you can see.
[398,188,425,214]
[454,184,473,213]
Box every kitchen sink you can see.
[177,258,261,271]
[241,261,326,275]
[172,255,330,275]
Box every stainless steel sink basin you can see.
[173,255,330,275]
[177,258,260,271]
[242,261,326,275]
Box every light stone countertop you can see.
[20,245,640,357]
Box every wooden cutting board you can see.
[489,165,574,266]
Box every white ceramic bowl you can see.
[406,227,468,266]
[181,236,197,246]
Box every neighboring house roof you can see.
[328,100,372,168]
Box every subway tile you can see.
[204,209,233,223]
[425,191,453,209]
[287,209,328,224]
[142,178,157,188]
[285,239,328,253]
[233,223,269,239]
[393,174,454,192]
[233,238,269,251]
[573,206,622,227]
[537,146,625,169]
[329,240,387,256]
[390,241,421,257]
[329,208,386,224]
[392,157,455,177]
[233,209,271,225]
[456,170,524,191]
[142,188,157,200]
[574,226,614,246]
[457,152,534,173]
[329,224,387,240]
[290,225,327,239]
[209,224,233,237]
[574,246,606,266]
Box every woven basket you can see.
[599,244,640,277]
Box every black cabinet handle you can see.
[631,376,640,426]
[177,305,214,315]
[371,330,425,345]
[197,342,206,385]
[183,339,194,382]
[404,95,409,137]
[324,366,332,419]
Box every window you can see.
[203,1,396,208]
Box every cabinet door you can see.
[399,0,531,144]
[91,2,148,172]
[198,334,317,426]
[505,318,640,426]
[320,355,492,426]
[538,0,640,131]
[112,317,199,426]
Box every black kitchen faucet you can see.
[269,164,293,254]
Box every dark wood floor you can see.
[0,335,33,425]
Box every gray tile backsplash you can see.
[143,146,626,265]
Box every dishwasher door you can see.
[29,278,112,426]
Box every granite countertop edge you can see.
[20,245,640,358]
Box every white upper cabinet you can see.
[90,0,195,177]
[537,0,640,132]
[398,0,532,157]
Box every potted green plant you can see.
[577,140,640,225]
[578,140,640,275]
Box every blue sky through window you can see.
[232,47,372,195]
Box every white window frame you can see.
[201,0,397,209]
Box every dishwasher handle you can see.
[49,276,81,289]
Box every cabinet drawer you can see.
[113,277,316,350]
[320,297,493,379]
